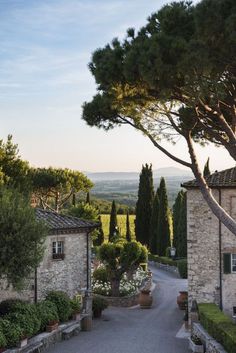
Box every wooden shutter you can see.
[223,253,231,274]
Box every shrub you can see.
[177,259,188,278]
[0,299,26,316]
[0,329,6,348]
[148,254,178,267]
[0,318,23,347]
[46,291,72,322]
[198,303,236,353]
[36,300,59,331]
[92,297,108,312]
[70,295,82,314]
[6,302,41,337]
[93,267,109,283]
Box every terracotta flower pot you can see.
[46,321,59,332]
[177,291,188,310]
[138,290,153,309]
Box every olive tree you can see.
[99,241,148,296]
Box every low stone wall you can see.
[149,260,180,276]
[94,292,139,307]
[192,323,227,353]
[4,315,89,353]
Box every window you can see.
[52,241,65,260]
[232,254,236,273]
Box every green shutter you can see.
[223,253,231,274]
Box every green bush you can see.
[0,299,26,316]
[148,254,178,267]
[36,301,59,331]
[199,303,236,353]
[0,318,23,347]
[92,297,108,312]
[70,295,82,314]
[0,329,6,348]
[93,267,109,283]
[6,302,41,337]
[177,259,188,278]
[46,291,72,322]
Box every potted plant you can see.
[177,291,188,310]
[46,320,59,333]
[138,288,153,309]
[0,330,6,353]
[189,334,204,353]
[70,295,82,321]
[92,297,108,318]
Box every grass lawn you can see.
[101,214,136,241]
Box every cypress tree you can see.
[173,190,184,251]
[126,210,131,242]
[150,189,160,254]
[177,192,187,257]
[109,200,118,242]
[86,192,91,204]
[93,215,104,246]
[135,164,154,247]
[156,177,171,256]
[203,157,211,177]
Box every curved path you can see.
[47,266,190,353]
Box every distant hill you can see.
[86,167,192,181]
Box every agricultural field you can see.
[101,214,136,241]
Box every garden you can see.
[0,291,82,351]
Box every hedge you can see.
[177,259,187,279]
[198,303,236,353]
[148,254,178,267]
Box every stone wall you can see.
[187,188,236,317]
[192,323,227,353]
[0,232,91,302]
[94,293,139,307]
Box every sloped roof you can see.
[182,167,236,188]
[35,208,98,234]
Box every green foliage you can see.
[92,297,108,312]
[0,319,23,347]
[109,200,118,241]
[0,299,25,316]
[36,301,59,331]
[99,241,147,296]
[177,259,188,279]
[93,267,109,283]
[30,167,93,212]
[0,187,47,287]
[149,253,178,267]
[93,215,104,246]
[173,190,187,257]
[126,210,131,242]
[46,291,72,322]
[67,202,99,221]
[135,164,154,247]
[70,295,82,314]
[0,135,29,192]
[156,178,171,256]
[150,189,160,254]
[6,302,41,337]
[198,303,236,353]
[0,329,6,348]
[100,214,135,240]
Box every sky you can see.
[0,0,234,173]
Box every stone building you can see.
[0,208,98,302]
[182,167,236,317]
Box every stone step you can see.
[62,323,81,340]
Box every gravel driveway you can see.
[47,265,190,353]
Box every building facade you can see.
[183,167,236,317]
[0,209,97,302]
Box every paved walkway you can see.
[47,266,190,353]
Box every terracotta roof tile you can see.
[182,166,236,188]
[35,208,98,232]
